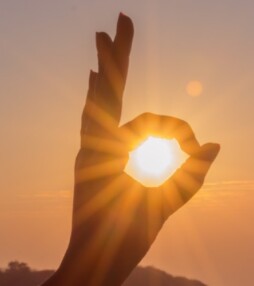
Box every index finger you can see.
[119,113,200,155]
[114,13,134,83]
[81,14,134,138]
[94,14,133,124]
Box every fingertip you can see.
[194,143,220,161]
[96,32,113,53]
[203,143,220,154]
[119,12,126,17]
[117,12,134,37]
[118,12,133,23]
[89,70,97,88]
[211,143,221,151]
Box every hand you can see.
[42,13,220,286]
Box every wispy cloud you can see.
[203,180,254,192]
[17,189,72,201]
[187,180,254,208]
[33,190,72,199]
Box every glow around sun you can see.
[125,137,187,187]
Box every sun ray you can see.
[66,174,138,284]
[75,157,127,183]
[81,134,127,155]
[88,180,144,285]
[73,174,129,228]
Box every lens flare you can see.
[186,80,203,97]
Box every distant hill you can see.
[123,266,207,286]
[0,261,207,286]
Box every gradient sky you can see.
[0,1,254,285]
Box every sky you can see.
[0,1,254,285]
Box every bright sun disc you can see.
[136,137,172,176]
[125,137,186,187]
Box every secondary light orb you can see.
[125,137,187,187]
[186,80,203,97]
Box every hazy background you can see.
[0,1,253,285]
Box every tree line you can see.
[0,261,206,286]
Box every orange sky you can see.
[0,1,254,285]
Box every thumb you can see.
[161,143,220,218]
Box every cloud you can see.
[203,180,254,192]
[16,189,72,202]
[33,190,72,200]
[186,180,254,208]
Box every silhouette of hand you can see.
[42,13,220,286]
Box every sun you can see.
[125,137,187,187]
[136,137,172,176]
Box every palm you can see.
[44,14,219,286]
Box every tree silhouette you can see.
[6,261,30,273]
[0,261,54,286]
[0,261,207,286]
